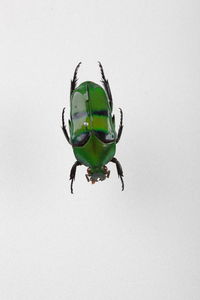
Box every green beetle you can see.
[62,62,124,193]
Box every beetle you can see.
[62,62,124,193]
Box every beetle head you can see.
[86,166,110,184]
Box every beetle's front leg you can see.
[111,157,124,191]
[98,61,113,111]
[85,174,90,182]
[62,107,71,144]
[70,62,82,95]
[69,161,82,194]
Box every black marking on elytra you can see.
[93,110,108,116]
[72,110,108,119]
[72,112,88,119]
[72,132,91,147]
[94,130,115,143]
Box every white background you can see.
[0,0,200,299]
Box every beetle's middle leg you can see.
[116,108,123,143]
[111,157,124,191]
[62,108,71,144]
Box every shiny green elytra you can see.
[62,62,124,193]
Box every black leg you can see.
[71,62,81,95]
[98,61,113,111]
[70,161,82,194]
[112,114,115,126]
[62,108,71,144]
[116,108,123,143]
[111,157,124,191]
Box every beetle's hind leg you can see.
[116,108,123,143]
[70,161,82,194]
[61,108,71,144]
[111,157,124,191]
[98,61,113,111]
[71,62,81,95]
